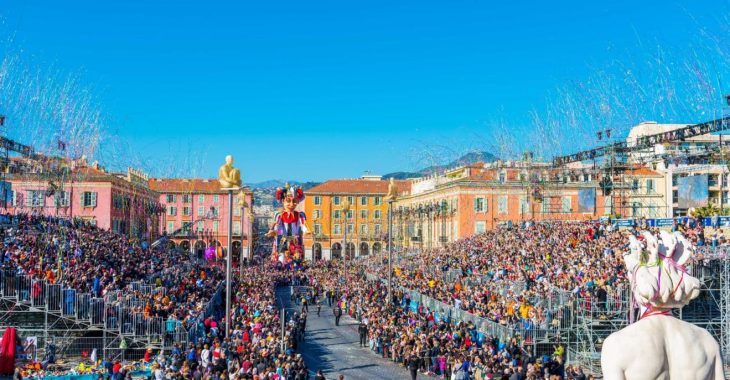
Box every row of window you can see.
[313,223,382,236]
[311,209,383,220]
[166,220,241,234]
[7,190,95,208]
[473,195,574,214]
[166,194,220,204]
[630,179,656,194]
[313,195,383,206]
[168,206,222,217]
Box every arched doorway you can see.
[180,240,191,253]
[331,243,342,260]
[232,241,242,265]
[168,240,177,250]
[372,242,382,255]
[194,240,206,259]
[345,242,355,260]
[359,242,369,256]
[312,243,322,261]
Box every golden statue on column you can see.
[218,155,241,189]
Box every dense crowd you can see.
[304,219,716,379]
[4,212,721,379]
[129,268,311,380]
[363,219,715,333]
[2,213,310,379]
[300,262,583,380]
[0,213,223,332]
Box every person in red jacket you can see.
[143,348,152,363]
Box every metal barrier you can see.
[365,270,574,360]
[76,293,91,321]
[31,279,46,307]
[18,274,30,302]
[62,289,76,316]
[0,270,206,352]
[90,298,105,326]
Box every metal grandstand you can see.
[377,245,730,378]
[0,247,225,363]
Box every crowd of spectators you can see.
[2,213,311,379]
[362,222,628,334]
[364,218,719,333]
[130,268,311,380]
[306,219,719,379]
[305,262,584,380]
[4,212,722,379]
[0,213,224,332]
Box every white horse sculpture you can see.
[601,231,724,379]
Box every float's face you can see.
[284,196,297,212]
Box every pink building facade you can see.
[4,163,162,240]
[148,179,254,262]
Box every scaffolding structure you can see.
[569,288,630,375]
[0,253,224,364]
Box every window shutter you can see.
[91,192,98,207]
[473,198,479,211]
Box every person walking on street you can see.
[301,295,308,313]
[334,306,342,326]
[407,350,421,380]
[358,321,368,347]
[314,369,326,380]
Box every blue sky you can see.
[1,0,729,182]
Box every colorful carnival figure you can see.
[267,183,308,268]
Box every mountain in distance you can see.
[247,179,320,190]
[383,150,499,179]
[248,150,498,188]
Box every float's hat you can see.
[275,182,305,203]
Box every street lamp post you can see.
[343,199,351,280]
[237,193,247,282]
[225,189,234,338]
[385,178,397,308]
[387,198,394,306]
[313,217,319,261]
[218,154,242,339]
[247,208,253,268]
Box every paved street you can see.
[277,288,414,380]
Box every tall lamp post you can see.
[247,207,253,268]
[237,192,248,282]
[218,155,242,338]
[313,217,319,261]
[343,199,351,265]
[385,178,397,307]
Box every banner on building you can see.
[577,188,596,213]
[677,174,709,208]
